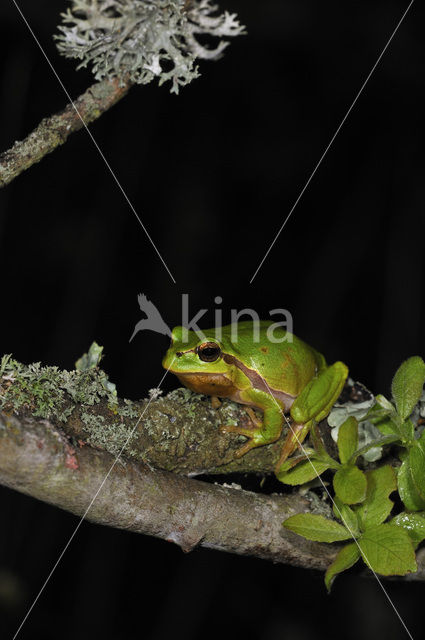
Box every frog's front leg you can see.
[220,388,284,457]
[276,361,348,473]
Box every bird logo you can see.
[129,294,172,342]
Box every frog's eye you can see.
[197,342,221,363]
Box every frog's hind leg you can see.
[243,407,262,428]
[275,361,348,473]
[220,388,284,458]
[275,420,311,472]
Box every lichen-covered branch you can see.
[0,1,244,188]
[0,355,296,474]
[0,77,131,188]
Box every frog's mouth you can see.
[175,372,237,397]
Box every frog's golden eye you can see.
[197,342,221,363]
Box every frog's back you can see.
[219,321,322,396]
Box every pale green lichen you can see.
[217,399,239,427]
[81,411,140,458]
[166,387,200,404]
[0,354,12,378]
[0,348,134,431]
[116,398,140,419]
[75,341,118,398]
[55,0,245,93]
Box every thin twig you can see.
[0,77,132,187]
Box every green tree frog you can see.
[162,321,348,473]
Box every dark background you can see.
[0,0,424,638]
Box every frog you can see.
[162,321,348,473]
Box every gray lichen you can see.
[56,0,245,93]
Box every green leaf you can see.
[391,356,425,422]
[409,445,425,502]
[374,394,396,415]
[418,429,425,450]
[397,458,425,511]
[277,459,330,485]
[325,543,360,592]
[401,419,415,441]
[350,435,400,463]
[282,513,352,543]
[356,465,397,530]
[275,449,316,475]
[333,497,360,536]
[358,524,417,576]
[333,466,367,505]
[367,398,401,437]
[391,512,425,547]
[337,417,358,464]
[375,418,402,437]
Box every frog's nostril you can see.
[176,351,183,357]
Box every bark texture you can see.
[0,410,337,570]
[0,77,131,187]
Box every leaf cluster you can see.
[281,357,425,588]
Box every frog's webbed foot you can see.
[220,407,267,457]
[274,361,349,474]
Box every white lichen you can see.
[148,387,163,400]
[55,0,245,93]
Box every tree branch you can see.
[1,357,425,579]
[0,77,132,187]
[0,409,337,570]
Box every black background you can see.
[1,1,424,638]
